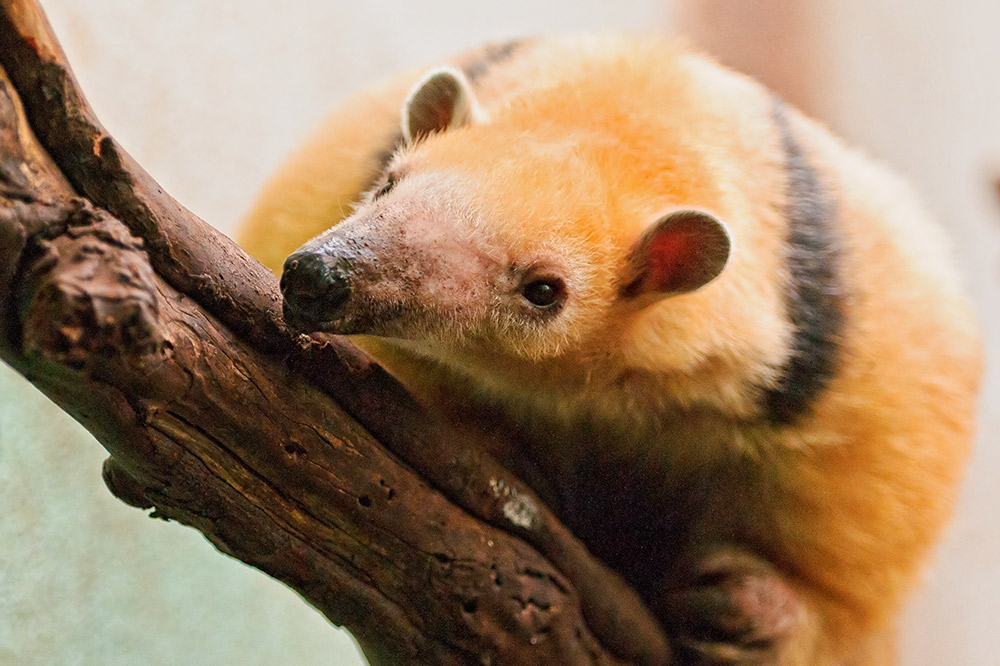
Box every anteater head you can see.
[281,66,731,366]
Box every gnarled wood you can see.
[0,1,671,664]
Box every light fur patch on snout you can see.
[305,171,501,341]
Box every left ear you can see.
[402,66,484,143]
[621,209,732,299]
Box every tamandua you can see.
[238,36,982,666]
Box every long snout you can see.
[279,199,482,338]
[280,251,352,331]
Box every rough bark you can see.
[0,1,672,664]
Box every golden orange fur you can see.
[239,36,982,666]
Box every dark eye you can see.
[522,278,565,308]
[374,173,397,199]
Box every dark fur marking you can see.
[371,130,404,183]
[763,101,844,424]
[461,39,526,84]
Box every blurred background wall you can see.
[1,1,996,665]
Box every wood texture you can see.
[0,1,672,664]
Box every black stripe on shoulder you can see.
[461,38,526,84]
[763,100,844,424]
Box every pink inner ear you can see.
[624,210,729,298]
[648,227,698,292]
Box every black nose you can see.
[280,252,352,330]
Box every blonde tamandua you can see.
[239,36,982,665]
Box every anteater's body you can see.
[240,37,982,665]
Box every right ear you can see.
[402,67,484,143]
[620,209,732,302]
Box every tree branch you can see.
[0,1,671,664]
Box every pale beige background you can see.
[0,2,996,665]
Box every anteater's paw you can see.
[658,548,804,665]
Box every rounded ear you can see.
[402,67,484,143]
[621,209,731,300]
